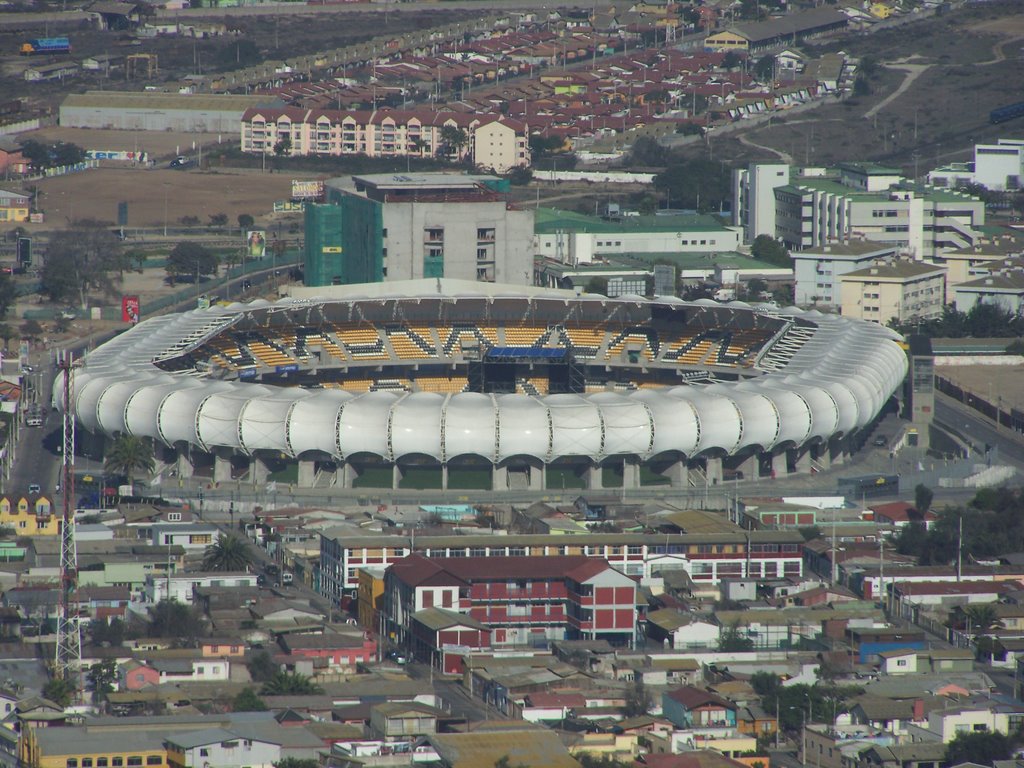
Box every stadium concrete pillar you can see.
[392,464,402,490]
[340,462,355,489]
[770,450,787,478]
[297,460,316,488]
[794,447,812,475]
[441,464,449,491]
[528,460,545,491]
[492,463,508,491]
[829,436,846,466]
[176,449,194,479]
[739,453,759,481]
[665,459,688,488]
[213,451,232,484]
[705,456,723,486]
[815,443,831,471]
[623,458,640,489]
[250,456,269,485]
[587,464,603,490]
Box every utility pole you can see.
[55,351,82,694]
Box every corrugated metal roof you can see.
[428,729,578,768]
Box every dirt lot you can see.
[684,0,1024,174]
[936,362,1024,414]
[18,166,297,231]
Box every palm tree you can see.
[259,671,323,696]
[104,434,155,489]
[202,533,254,572]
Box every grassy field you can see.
[687,0,1024,175]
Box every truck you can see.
[20,37,71,56]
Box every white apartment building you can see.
[954,265,1024,315]
[791,241,897,307]
[732,162,790,243]
[734,162,986,258]
[935,235,1024,301]
[839,261,946,325]
[928,138,1024,191]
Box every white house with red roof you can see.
[869,501,937,530]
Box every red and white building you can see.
[384,553,638,652]
[278,632,378,671]
[320,530,804,604]
[240,107,530,172]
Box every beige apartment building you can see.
[839,261,946,325]
[240,107,530,172]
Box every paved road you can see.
[935,392,1024,466]
[6,357,61,498]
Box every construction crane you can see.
[54,351,81,690]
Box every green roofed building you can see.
[734,162,986,259]
[534,207,742,265]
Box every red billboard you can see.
[122,295,140,324]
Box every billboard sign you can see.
[291,180,324,201]
[121,295,140,324]
[247,230,266,259]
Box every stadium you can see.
[59,280,908,492]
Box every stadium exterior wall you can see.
[56,291,909,490]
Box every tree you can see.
[915,483,934,514]
[104,434,155,488]
[944,731,1015,766]
[507,167,533,186]
[52,142,87,167]
[0,323,15,352]
[654,157,732,213]
[167,242,218,284]
[237,213,255,230]
[247,650,278,682]
[202,533,254,572]
[750,235,790,267]
[148,599,205,643]
[209,212,229,228]
[260,671,323,696]
[584,277,608,295]
[20,140,51,171]
[718,620,754,651]
[754,55,775,82]
[721,51,743,70]
[20,319,43,344]
[439,125,469,159]
[0,273,15,320]
[623,677,652,716]
[19,140,86,171]
[87,659,117,705]
[273,137,292,158]
[233,687,268,712]
[91,617,128,647]
[41,220,124,308]
[43,677,74,708]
